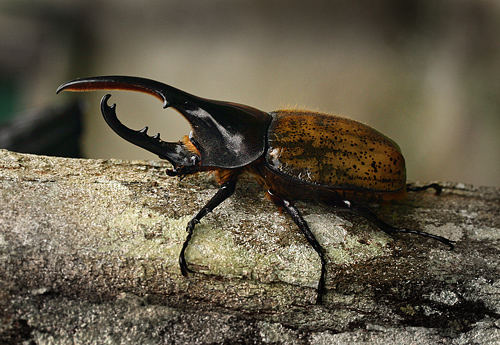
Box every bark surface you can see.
[1,149,499,344]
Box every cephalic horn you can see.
[57,76,272,169]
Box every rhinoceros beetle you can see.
[57,76,454,304]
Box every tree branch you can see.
[1,149,499,344]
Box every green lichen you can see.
[100,208,190,271]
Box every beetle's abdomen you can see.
[265,110,406,198]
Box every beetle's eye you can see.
[189,155,200,166]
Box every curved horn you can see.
[100,94,198,168]
[57,76,272,168]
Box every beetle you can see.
[57,76,454,304]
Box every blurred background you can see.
[0,0,499,187]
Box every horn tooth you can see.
[139,126,149,134]
[153,133,161,140]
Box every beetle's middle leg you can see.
[333,200,455,249]
[179,178,237,276]
[267,190,327,304]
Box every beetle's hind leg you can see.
[335,200,455,249]
[179,179,237,276]
[406,183,442,195]
[267,191,327,304]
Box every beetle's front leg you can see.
[334,200,455,249]
[179,178,237,276]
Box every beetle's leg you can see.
[335,200,455,249]
[406,183,442,195]
[267,191,326,304]
[179,178,237,276]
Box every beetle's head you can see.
[57,76,271,174]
